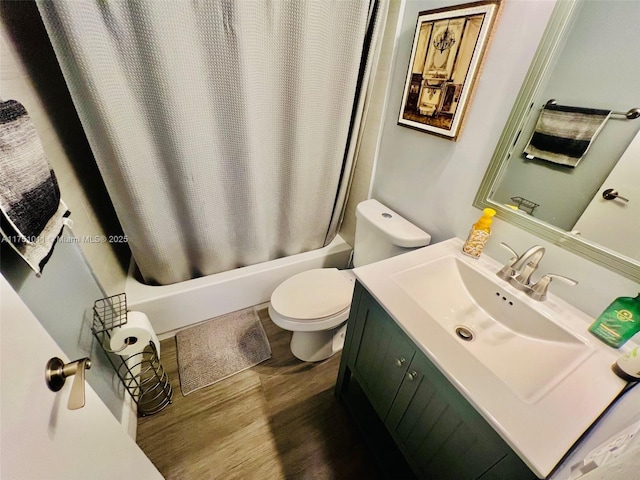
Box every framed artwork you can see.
[398,1,502,141]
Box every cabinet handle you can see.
[396,357,406,367]
[406,371,418,381]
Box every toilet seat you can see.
[269,268,355,331]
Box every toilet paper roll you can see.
[109,311,160,358]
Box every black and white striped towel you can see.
[524,103,611,167]
[0,99,70,275]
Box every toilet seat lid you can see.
[271,268,353,320]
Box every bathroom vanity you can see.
[336,281,533,478]
[335,238,628,479]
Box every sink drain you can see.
[455,326,474,341]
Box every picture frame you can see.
[398,0,502,141]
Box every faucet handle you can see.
[528,274,578,301]
[496,243,520,280]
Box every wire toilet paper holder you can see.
[92,293,173,416]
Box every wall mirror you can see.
[474,0,640,282]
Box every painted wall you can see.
[370,0,639,318]
[491,0,640,230]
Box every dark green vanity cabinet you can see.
[336,282,536,480]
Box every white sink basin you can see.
[391,255,593,403]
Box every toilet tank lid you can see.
[356,199,431,248]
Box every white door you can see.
[573,131,640,260]
[0,275,163,480]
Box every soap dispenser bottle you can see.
[589,293,640,348]
[462,208,496,258]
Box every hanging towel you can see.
[0,99,70,275]
[523,103,611,167]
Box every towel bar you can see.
[545,99,639,120]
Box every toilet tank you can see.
[353,199,431,268]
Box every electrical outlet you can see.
[570,419,640,479]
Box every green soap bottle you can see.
[589,293,640,348]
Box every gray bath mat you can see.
[175,307,271,396]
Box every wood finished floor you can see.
[136,306,381,479]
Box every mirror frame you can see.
[473,0,640,282]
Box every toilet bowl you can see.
[268,199,431,362]
[268,268,355,362]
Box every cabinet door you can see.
[351,294,416,419]
[386,354,530,480]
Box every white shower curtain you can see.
[37,0,387,285]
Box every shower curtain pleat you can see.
[37,0,386,285]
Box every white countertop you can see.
[353,238,629,479]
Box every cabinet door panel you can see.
[401,387,448,456]
[388,355,510,479]
[353,300,415,418]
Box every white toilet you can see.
[268,199,431,362]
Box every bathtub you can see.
[125,235,352,337]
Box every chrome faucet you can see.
[495,243,577,300]
[509,245,546,291]
[495,243,543,286]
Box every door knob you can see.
[602,189,629,202]
[45,357,91,410]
